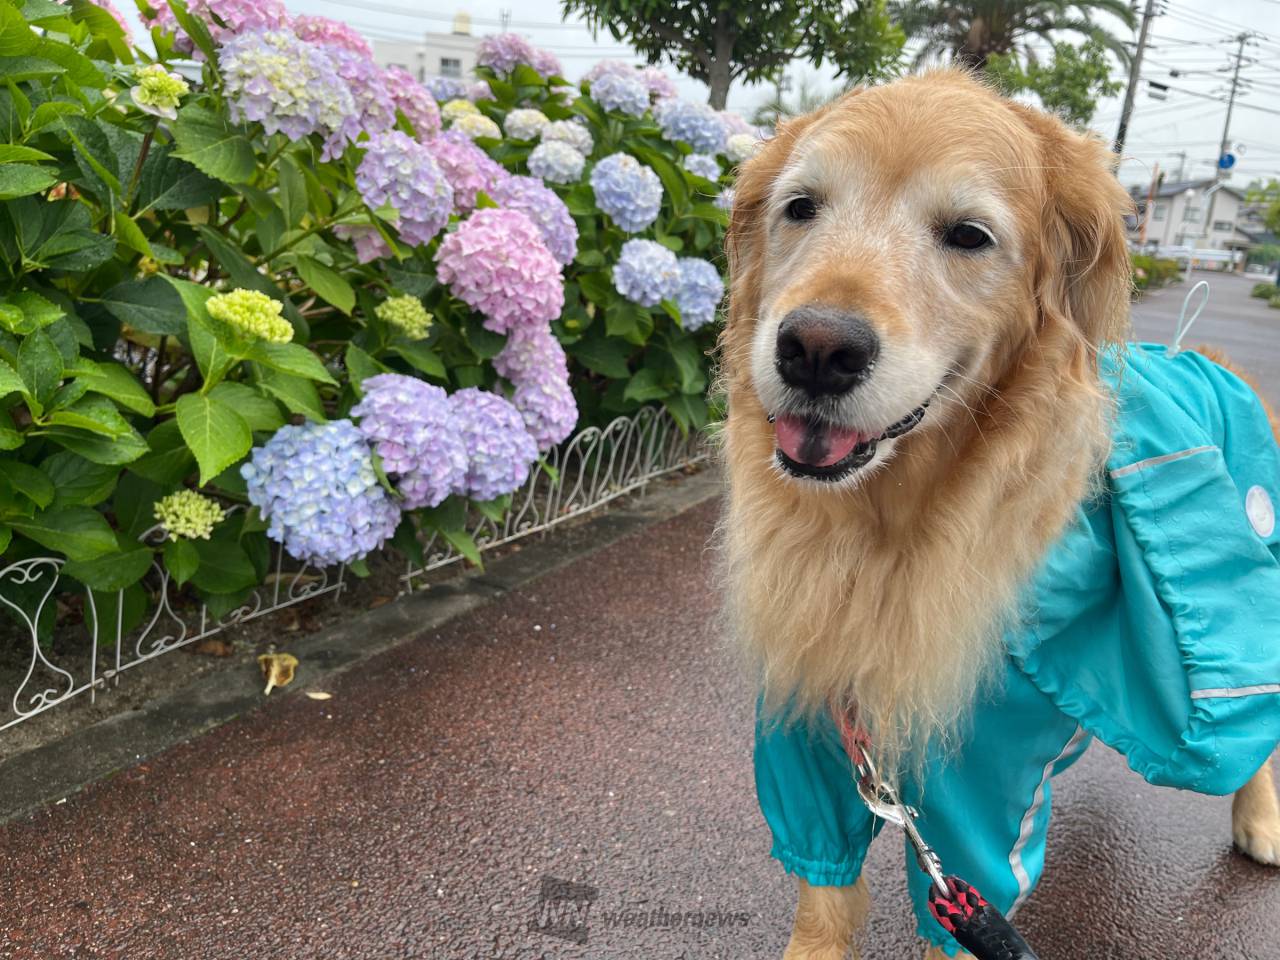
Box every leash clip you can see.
[853,750,949,897]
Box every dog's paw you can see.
[1233,815,1280,866]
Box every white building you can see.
[371,11,480,83]
[1129,178,1255,262]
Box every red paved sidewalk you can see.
[2,497,1279,959]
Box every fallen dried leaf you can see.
[258,652,299,695]
[368,596,392,609]
[305,691,332,701]
[192,638,234,657]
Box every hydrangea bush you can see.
[0,4,742,625]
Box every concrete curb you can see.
[0,469,722,825]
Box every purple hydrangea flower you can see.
[583,60,634,85]
[540,119,592,156]
[495,326,578,452]
[220,30,355,143]
[528,140,585,185]
[719,111,757,137]
[589,153,663,233]
[435,208,565,333]
[425,75,468,101]
[675,257,724,331]
[655,98,727,153]
[292,14,372,57]
[356,131,454,247]
[448,388,539,501]
[384,66,442,140]
[489,175,578,266]
[333,224,393,263]
[146,0,287,55]
[476,32,535,76]
[242,420,400,568]
[350,374,467,509]
[531,47,563,79]
[427,129,509,212]
[468,81,492,101]
[326,48,398,158]
[612,239,680,307]
[639,66,677,101]
[684,153,720,180]
[589,71,649,117]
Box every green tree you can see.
[986,38,1122,124]
[560,0,905,110]
[1247,180,1280,235]
[891,0,1134,72]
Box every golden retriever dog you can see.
[719,70,1280,959]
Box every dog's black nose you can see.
[775,305,879,398]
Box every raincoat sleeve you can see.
[754,706,879,886]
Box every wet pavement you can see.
[4,275,1280,959]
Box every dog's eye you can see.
[784,196,819,222]
[942,221,994,251]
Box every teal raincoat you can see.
[754,343,1280,954]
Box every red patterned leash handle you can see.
[832,704,1041,960]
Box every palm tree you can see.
[891,0,1136,72]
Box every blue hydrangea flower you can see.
[495,326,578,452]
[490,175,578,266]
[242,420,400,568]
[449,388,539,501]
[356,131,454,247]
[590,153,663,234]
[350,374,467,509]
[612,239,680,307]
[675,257,724,331]
[541,119,593,156]
[219,29,354,144]
[684,153,720,180]
[715,187,735,212]
[425,75,468,101]
[325,47,397,158]
[654,98,726,153]
[528,140,585,185]
[589,71,649,117]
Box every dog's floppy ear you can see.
[722,99,845,382]
[1016,106,1134,359]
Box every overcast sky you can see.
[129,0,1280,189]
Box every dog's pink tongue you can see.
[775,415,862,467]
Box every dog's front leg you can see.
[783,877,869,959]
[1233,757,1280,864]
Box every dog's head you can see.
[723,71,1133,487]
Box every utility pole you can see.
[1172,150,1188,182]
[1140,161,1160,246]
[1114,0,1158,157]
[1202,31,1253,269]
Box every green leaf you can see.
[163,537,198,587]
[209,381,283,433]
[71,359,156,417]
[129,420,194,485]
[163,0,218,64]
[663,392,708,433]
[58,116,121,199]
[606,302,653,345]
[344,342,386,391]
[0,3,37,58]
[571,335,631,379]
[441,528,483,568]
[276,154,307,228]
[0,290,63,335]
[175,393,252,487]
[0,163,56,199]
[187,313,237,388]
[134,145,222,213]
[28,100,83,132]
[391,341,445,379]
[47,394,132,438]
[42,451,118,508]
[257,367,325,421]
[63,545,153,590]
[666,334,708,393]
[385,257,437,298]
[0,356,25,398]
[17,327,62,407]
[295,255,354,315]
[44,425,148,464]
[172,104,255,184]
[113,212,153,258]
[101,277,186,336]
[0,459,53,508]
[623,367,669,403]
[10,506,117,561]
[190,537,257,593]
[577,270,615,304]
[0,525,10,552]
[248,341,336,384]
[0,145,55,163]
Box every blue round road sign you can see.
[1219,153,1236,170]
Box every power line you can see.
[312,0,597,31]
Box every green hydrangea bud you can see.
[154,490,225,541]
[206,289,293,344]
[132,64,190,121]
[375,295,432,339]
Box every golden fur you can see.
[720,70,1280,959]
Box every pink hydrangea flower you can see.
[435,209,565,333]
[476,32,535,76]
[427,130,508,212]
[146,0,288,55]
[384,66,442,140]
[333,224,393,263]
[291,14,372,57]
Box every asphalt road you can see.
[2,274,1280,960]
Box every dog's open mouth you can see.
[774,403,930,482]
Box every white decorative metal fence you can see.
[0,407,708,734]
